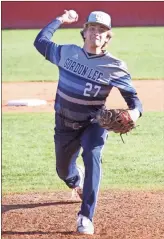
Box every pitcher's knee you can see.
[64,175,79,188]
[56,167,79,189]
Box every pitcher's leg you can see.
[56,145,81,188]
[54,126,81,188]
[80,123,108,220]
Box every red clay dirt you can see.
[2,80,164,239]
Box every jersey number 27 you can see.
[83,83,101,97]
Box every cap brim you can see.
[84,22,111,30]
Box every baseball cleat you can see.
[71,165,84,200]
[71,187,83,200]
[77,214,94,234]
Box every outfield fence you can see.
[2,1,164,29]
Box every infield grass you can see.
[2,27,164,82]
[2,112,164,194]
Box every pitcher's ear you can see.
[105,36,110,43]
[83,28,87,39]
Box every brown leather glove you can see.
[96,108,135,134]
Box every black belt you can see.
[64,121,82,130]
[57,114,91,130]
[64,119,90,130]
[57,113,92,130]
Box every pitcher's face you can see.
[84,23,110,48]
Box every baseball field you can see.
[2,27,164,239]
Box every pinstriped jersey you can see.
[34,19,142,122]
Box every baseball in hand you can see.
[68,10,78,20]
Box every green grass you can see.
[2,112,164,194]
[2,27,164,82]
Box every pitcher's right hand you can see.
[57,10,78,24]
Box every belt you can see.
[57,113,92,130]
[64,120,90,130]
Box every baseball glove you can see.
[96,108,135,134]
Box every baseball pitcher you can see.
[34,10,143,235]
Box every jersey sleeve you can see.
[34,19,63,66]
[110,61,143,114]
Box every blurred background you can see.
[2,1,164,82]
[2,1,164,29]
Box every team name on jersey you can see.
[64,58,104,82]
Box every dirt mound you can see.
[2,191,164,239]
